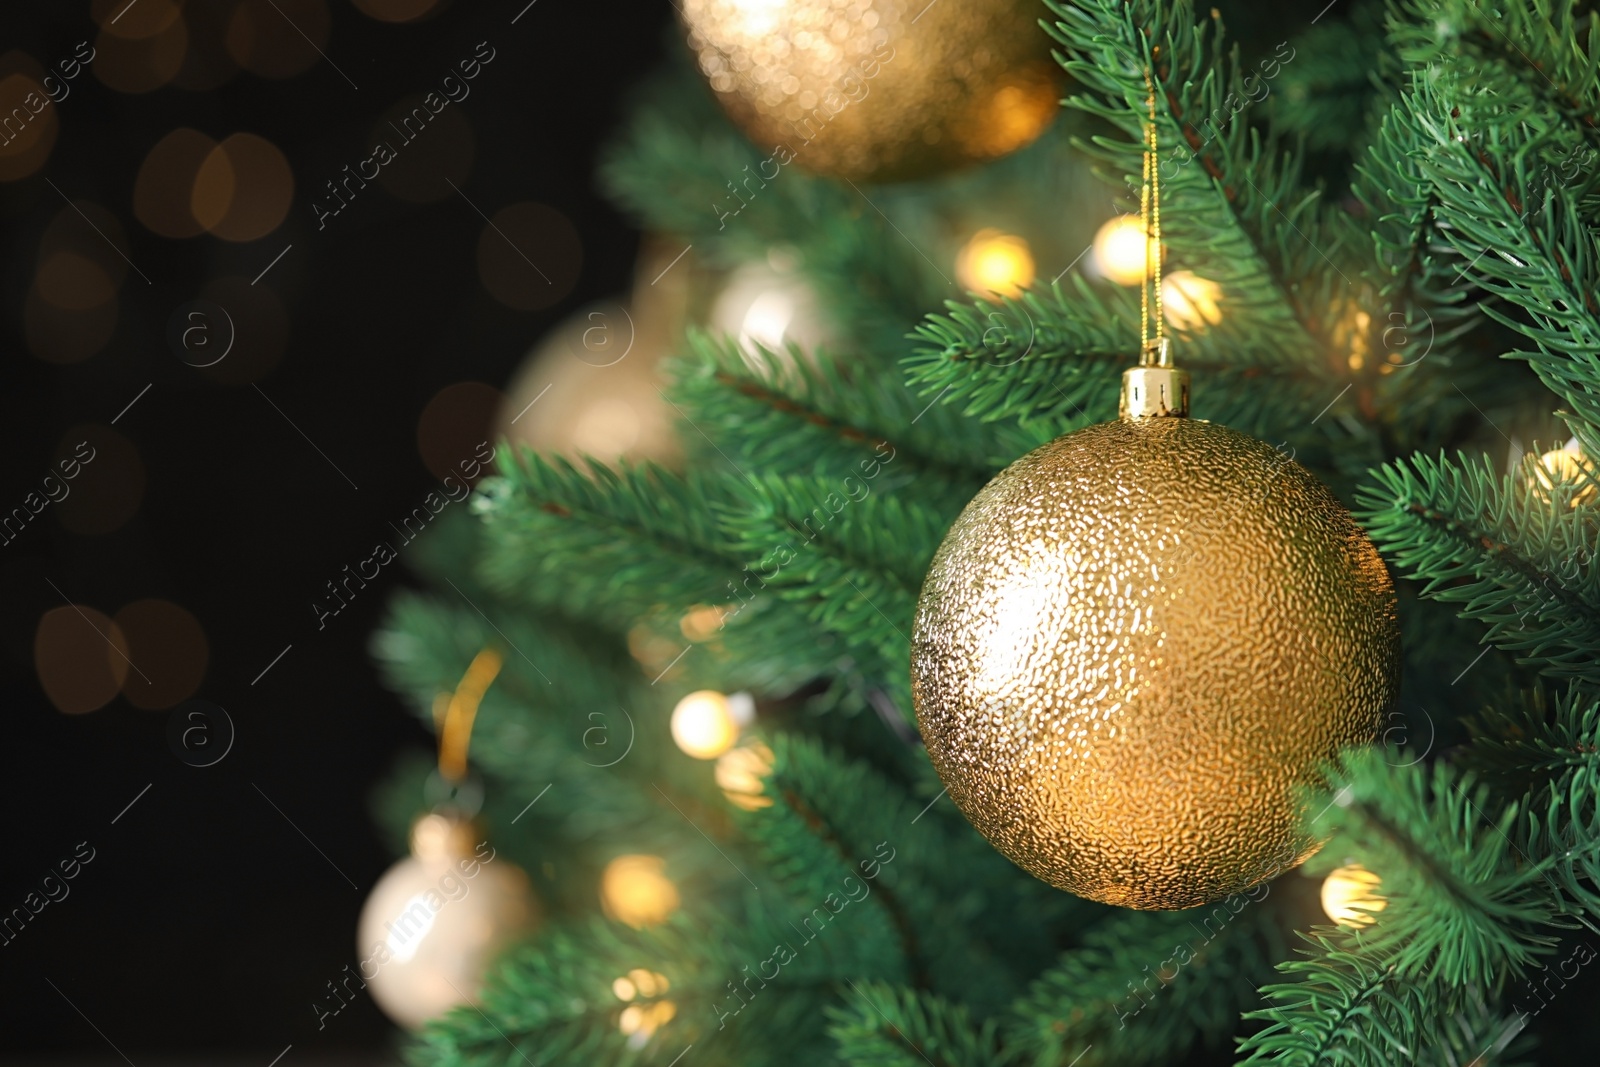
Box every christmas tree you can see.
[369,0,1600,1064]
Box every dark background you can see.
[2,0,671,1059]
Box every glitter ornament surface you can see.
[911,417,1400,909]
[681,0,1060,182]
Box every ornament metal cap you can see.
[1121,339,1189,418]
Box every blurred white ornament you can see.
[670,689,755,759]
[357,812,538,1029]
[496,299,681,466]
[710,254,834,373]
[496,238,694,465]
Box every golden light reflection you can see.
[671,690,747,760]
[135,128,218,238]
[35,605,130,715]
[599,855,681,929]
[113,599,209,711]
[715,741,774,810]
[225,0,329,79]
[0,67,59,181]
[194,133,294,241]
[1321,864,1387,928]
[1527,443,1598,509]
[1162,271,1223,330]
[1092,214,1153,287]
[956,228,1035,298]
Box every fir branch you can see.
[742,734,1076,1011]
[1005,904,1281,1067]
[907,275,1339,443]
[1308,749,1560,986]
[1356,451,1600,685]
[1044,0,1343,363]
[1237,934,1532,1067]
[670,332,1021,496]
[829,983,1007,1067]
[1398,75,1600,452]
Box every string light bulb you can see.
[612,968,675,1048]
[1092,214,1157,287]
[599,854,681,928]
[670,689,755,760]
[956,228,1035,298]
[1162,271,1223,330]
[1527,439,1597,509]
[1320,864,1387,928]
[716,740,775,811]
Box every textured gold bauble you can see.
[911,417,1400,910]
[681,0,1060,183]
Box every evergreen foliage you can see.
[375,0,1600,1063]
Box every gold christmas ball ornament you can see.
[356,812,538,1028]
[681,0,1061,183]
[911,362,1400,910]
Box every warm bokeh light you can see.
[135,128,219,238]
[226,0,330,79]
[93,0,184,38]
[0,67,60,181]
[1528,442,1598,509]
[352,0,443,25]
[618,999,676,1045]
[679,605,725,643]
[35,605,130,714]
[1091,214,1155,287]
[671,690,754,760]
[373,101,475,203]
[476,202,582,311]
[193,132,295,241]
[715,740,775,810]
[969,72,1060,157]
[599,855,681,929]
[417,381,503,483]
[113,599,209,710]
[956,228,1035,298]
[1321,864,1387,928]
[36,252,116,312]
[626,624,686,679]
[93,16,189,94]
[42,201,133,288]
[1163,271,1223,330]
[55,425,145,536]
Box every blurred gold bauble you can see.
[911,416,1400,909]
[1320,863,1387,928]
[681,0,1060,182]
[356,813,538,1029]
